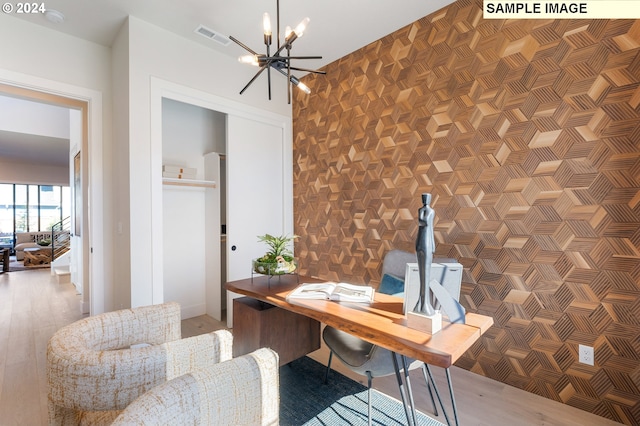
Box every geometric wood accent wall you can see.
[292,1,640,423]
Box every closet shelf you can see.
[162,178,216,188]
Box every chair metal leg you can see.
[391,352,415,426]
[366,371,373,426]
[423,364,452,426]
[324,351,333,384]
[421,366,438,416]
[445,368,460,426]
[401,355,418,426]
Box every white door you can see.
[226,114,286,327]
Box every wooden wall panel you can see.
[292,1,640,424]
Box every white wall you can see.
[0,15,111,90]
[0,159,69,185]
[0,96,70,138]
[125,16,292,307]
[111,17,132,311]
[162,98,225,179]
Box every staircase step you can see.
[53,266,71,284]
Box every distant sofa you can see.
[14,231,69,260]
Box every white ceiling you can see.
[0,128,69,167]
[0,95,70,167]
[2,0,454,167]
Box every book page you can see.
[287,282,336,300]
[330,283,374,303]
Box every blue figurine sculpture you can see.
[414,193,436,315]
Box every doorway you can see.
[150,77,293,326]
[0,73,104,315]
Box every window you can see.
[28,185,39,231]
[40,186,62,231]
[14,185,27,233]
[0,183,70,248]
[0,184,13,247]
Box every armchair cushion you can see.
[112,347,280,426]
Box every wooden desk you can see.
[232,296,320,366]
[226,274,493,369]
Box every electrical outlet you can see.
[579,344,594,366]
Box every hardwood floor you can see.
[0,269,621,425]
[305,338,622,426]
[0,268,85,426]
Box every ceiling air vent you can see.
[194,25,231,46]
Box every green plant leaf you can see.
[257,233,298,258]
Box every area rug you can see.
[280,356,445,426]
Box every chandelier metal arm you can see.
[287,45,291,103]
[266,44,272,99]
[269,40,295,60]
[272,64,299,80]
[239,65,270,95]
[229,36,259,56]
[261,55,323,60]
[289,66,327,74]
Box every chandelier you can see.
[229,0,326,103]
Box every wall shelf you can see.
[162,178,216,188]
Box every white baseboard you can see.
[81,300,90,315]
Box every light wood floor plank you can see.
[0,269,84,426]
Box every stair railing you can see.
[50,216,71,261]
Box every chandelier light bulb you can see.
[285,26,293,39]
[263,13,272,36]
[238,55,259,66]
[297,81,311,94]
[294,17,310,37]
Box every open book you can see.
[287,282,375,303]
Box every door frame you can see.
[0,68,105,315]
[149,77,293,309]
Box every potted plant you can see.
[253,234,298,275]
[37,238,52,247]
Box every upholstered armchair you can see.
[111,347,280,426]
[47,302,233,425]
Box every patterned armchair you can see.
[111,347,279,425]
[47,302,233,425]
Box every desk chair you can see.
[322,250,432,426]
[323,250,464,426]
